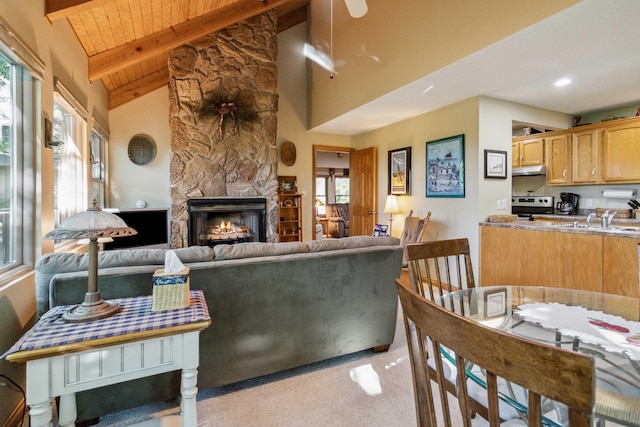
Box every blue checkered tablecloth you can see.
[3,290,210,359]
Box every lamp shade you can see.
[315,199,324,207]
[44,204,137,240]
[383,195,399,214]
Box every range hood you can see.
[512,165,547,176]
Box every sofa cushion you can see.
[173,246,214,263]
[308,235,399,253]
[213,241,309,260]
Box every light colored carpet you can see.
[89,302,467,427]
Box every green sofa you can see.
[34,236,403,422]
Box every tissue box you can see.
[152,267,190,311]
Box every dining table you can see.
[433,286,640,426]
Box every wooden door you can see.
[545,132,571,185]
[511,141,521,167]
[350,147,376,236]
[602,118,640,182]
[572,128,599,184]
[520,137,545,166]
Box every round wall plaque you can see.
[128,134,157,166]
[281,141,296,166]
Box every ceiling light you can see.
[555,78,572,87]
[422,84,434,94]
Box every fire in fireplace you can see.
[188,198,267,247]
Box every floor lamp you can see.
[384,195,400,236]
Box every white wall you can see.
[276,23,351,241]
[108,87,171,209]
[353,98,481,266]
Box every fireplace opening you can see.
[188,198,267,247]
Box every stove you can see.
[511,196,555,217]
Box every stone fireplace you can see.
[167,11,279,248]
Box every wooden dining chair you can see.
[396,279,596,427]
[399,210,431,268]
[405,238,475,303]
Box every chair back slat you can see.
[406,238,475,315]
[396,279,596,427]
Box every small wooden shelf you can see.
[278,194,302,242]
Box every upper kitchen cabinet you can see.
[571,127,599,184]
[602,117,640,183]
[512,136,545,168]
[545,131,571,185]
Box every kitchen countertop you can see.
[480,214,640,238]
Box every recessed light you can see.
[422,84,434,94]
[555,78,572,87]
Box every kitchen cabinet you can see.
[278,194,302,242]
[480,226,618,295]
[602,118,640,183]
[512,136,544,168]
[571,127,599,184]
[545,131,571,185]
[544,116,640,185]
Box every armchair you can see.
[325,203,350,238]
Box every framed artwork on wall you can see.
[426,134,465,198]
[388,147,411,195]
[484,149,507,179]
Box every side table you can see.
[4,290,210,427]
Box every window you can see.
[315,177,326,216]
[0,50,38,273]
[53,81,88,229]
[90,123,108,208]
[335,177,350,203]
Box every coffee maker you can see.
[557,192,579,215]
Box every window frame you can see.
[52,79,89,250]
[0,34,40,279]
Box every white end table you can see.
[5,291,210,427]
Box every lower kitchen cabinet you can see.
[479,226,640,295]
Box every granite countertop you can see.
[481,214,640,238]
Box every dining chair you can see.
[405,238,475,303]
[396,279,596,427]
[399,210,431,268]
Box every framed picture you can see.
[373,224,388,236]
[484,149,507,179]
[388,147,411,195]
[278,176,297,194]
[483,287,508,318]
[426,134,465,198]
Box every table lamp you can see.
[44,201,137,322]
[383,195,400,235]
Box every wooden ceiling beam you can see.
[89,0,292,82]
[46,0,114,22]
[277,4,307,33]
[108,68,169,110]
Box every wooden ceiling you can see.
[45,0,309,109]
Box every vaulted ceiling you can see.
[45,0,309,110]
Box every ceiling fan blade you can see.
[344,0,368,18]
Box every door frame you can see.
[312,145,354,239]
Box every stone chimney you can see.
[167,11,279,248]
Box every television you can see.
[103,208,170,250]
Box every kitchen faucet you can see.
[601,210,617,228]
[586,213,595,228]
